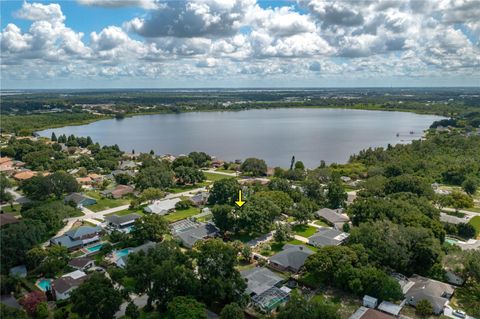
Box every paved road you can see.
[442,207,480,218]
[203,169,237,177]
[115,294,148,318]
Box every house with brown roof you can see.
[52,270,88,300]
[349,307,394,319]
[76,176,92,185]
[101,184,134,199]
[13,170,35,181]
[0,214,19,228]
[68,257,95,271]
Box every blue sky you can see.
[1,0,479,89]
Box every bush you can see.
[175,199,192,210]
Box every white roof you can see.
[145,198,180,214]
[63,270,86,280]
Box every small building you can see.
[144,198,181,215]
[315,208,350,230]
[211,159,224,168]
[9,265,27,278]
[404,275,455,315]
[119,160,137,170]
[240,267,284,297]
[268,244,314,273]
[308,228,349,248]
[377,301,403,317]
[68,257,95,271]
[101,185,134,199]
[363,295,378,308]
[349,306,394,319]
[173,222,218,248]
[189,192,209,206]
[13,170,35,181]
[104,213,141,232]
[64,193,97,208]
[52,270,88,300]
[51,226,103,251]
[0,214,19,228]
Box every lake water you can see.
[38,108,443,167]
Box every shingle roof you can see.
[105,213,141,226]
[405,275,455,314]
[308,228,349,247]
[269,244,314,272]
[349,307,394,319]
[52,271,87,294]
[65,226,102,239]
[315,208,349,224]
[241,267,283,295]
[68,257,93,269]
[176,222,218,248]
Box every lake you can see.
[38,108,443,168]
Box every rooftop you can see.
[269,244,314,272]
[241,267,283,296]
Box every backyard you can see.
[85,191,131,212]
[164,207,201,222]
[292,224,317,238]
[469,216,480,238]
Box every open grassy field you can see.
[292,224,317,238]
[164,207,200,222]
[105,208,145,217]
[204,172,232,181]
[314,219,329,227]
[85,191,131,212]
[469,216,480,236]
[166,182,209,193]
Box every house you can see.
[119,160,137,170]
[52,270,88,300]
[268,244,314,273]
[173,222,218,248]
[0,157,14,173]
[104,213,141,232]
[51,226,103,251]
[87,173,103,182]
[0,214,19,227]
[101,184,134,199]
[349,307,394,319]
[315,208,350,230]
[64,193,97,208]
[68,257,95,271]
[114,241,156,268]
[404,275,455,315]
[9,265,27,278]
[308,228,349,248]
[76,176,93,185]
[189,192,209,206]
[363,295,378,308]
[211,159,224,168]
[144,198,181,215]
[240,267,284,297]
[13,170,35,181]
[106,170,136,180]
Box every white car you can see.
[453,310,466,319]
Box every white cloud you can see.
[14,2,65,22]
[77,0,159,10]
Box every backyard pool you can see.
[36,279,52,291]
[445,237,461,245]
[86,243,104,253]
[115,248,131,258]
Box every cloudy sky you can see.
[1,0,479,89]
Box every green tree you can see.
[174,166,205,185]
[326,179,347,209]
[208,178,240,205]
[21,201,80,233]
[212,205,236,234]
[51,132,57,142]
[294,161,305,170]
[132,214,169,243]
[21,172,80,200]
[240,158,267,176]
[0,304,28,319]
[136,164,174,190]
[188,152,211,167]
[220,303,244,319]
[293,198,318,224]
[70,273,122,319]
[384,175,434,199]
[274,223,293,243]
[415,299,433,317]
[462,178,477,195]
[237,197,281,234]
[196,239,246,305]
[125,302,139,319]
[166,296,207,319]
[254,191,293,213]
[277,290,339,319]
[457,223,477,239]
[139,187,164,203]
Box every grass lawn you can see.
[464,206,480,213]
[164,207,200,222]
[204,172,232,181]
[166,182,209,193]
[105,208,145,217]
[230,232,263,243]
[215,168,236,173]
[0,204,21,216]
[85,191,130,212]
[292,224,317,238]
[314,219,329,227]
[469,216,480,235]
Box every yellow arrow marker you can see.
[235,190,246,208]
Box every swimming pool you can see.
[445,237,460,245]
[36,279,51,291]
[115,248,131,258]
[86,243,104,253]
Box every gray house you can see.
[240,267,284,297]
[105,213,141,232]
[268,244,314,273]
[173,222,218,248]
[315,208,350,230]
[404,275,455,315]
[64,193,97,208]
[308,228,349,248]
[51,226,103,251]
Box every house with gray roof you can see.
[144,198,181,215]
[68,257,94,271]
[315,208,350,230]
[50,226,103,251]
[308,228,349,248]
[64,192,97,208]
[268,244,314,273]
[404,275,455,315]
[105,213,141,232]
[241,267,284,296]
[174,222,218,248]
[189,192,209,206]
